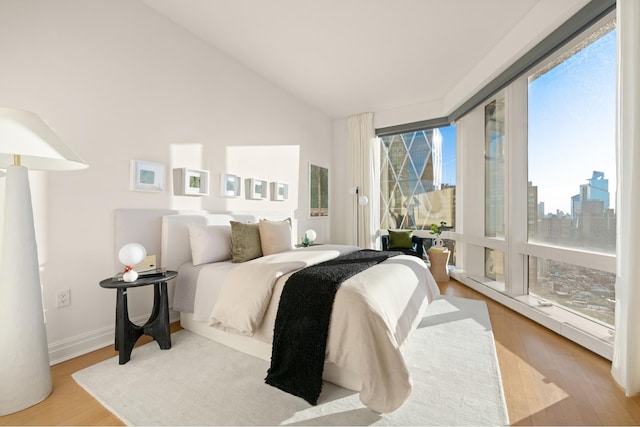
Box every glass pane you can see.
[528,18,616,254]
[380,125,456,231]
[529,256,615,327]
[485,248,505,290]
[442,238,456,266]
[485,97,505,238]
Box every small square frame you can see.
[220,173,241,197]
[130,160,165,192]
[270,181,289,201]
[245,178,268,200]
[173,168,210,196]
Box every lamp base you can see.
[0,165,52,415]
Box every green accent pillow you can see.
[388,230,413,249]
[230,221,263,263]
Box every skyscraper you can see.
[572,171,610,218]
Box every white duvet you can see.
[208,245,440,413]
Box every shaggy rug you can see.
[73,296,508,426]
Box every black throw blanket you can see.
[265,249,401,405]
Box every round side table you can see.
[100,270,177,364]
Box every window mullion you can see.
[505,78,529,296]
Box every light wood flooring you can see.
[2,279,640,426]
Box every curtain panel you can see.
[347,112,379,249]
[611,0,640,396]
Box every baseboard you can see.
[48,309,180,365]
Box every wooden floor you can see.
[2,279,640,426]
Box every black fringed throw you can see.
[265,249,401,405]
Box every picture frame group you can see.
[129,162,289,203]
[220,173,288,201]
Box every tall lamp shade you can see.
[0,108,88,415]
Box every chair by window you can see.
[380,233,427,259]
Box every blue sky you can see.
[528,27,616,214]
[440,124,456,185]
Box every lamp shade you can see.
[118,243,147,267]
[304,229,317,242]
[0,108,87,170]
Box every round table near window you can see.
[99,270,177,364]
[427,248,450,282]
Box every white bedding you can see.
[192,261,235,321]
[185,244,440,413]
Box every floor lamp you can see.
[0,108,88,415]
[349,186,369,247]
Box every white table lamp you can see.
[0,108,88,415]
[305,229,317,242]
[118,243,147,282]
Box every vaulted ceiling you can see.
[141,0,590,119]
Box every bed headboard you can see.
[161,211,295,271]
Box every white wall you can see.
[329,118,347,245]
[0,0,332,362]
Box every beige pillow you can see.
[230,221,263,263]
[259,218,293,256]
[188,223,232,266]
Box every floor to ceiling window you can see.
[376,4,616,357]
[478,13,617,325]
[526,16,616,326]
[449,10,617,358]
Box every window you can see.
[485,97,505,239]
[379,126,456,231]
[528,256,615,326]
[452,10,617,355]
[485,248,505,283]
[528,19,616,253]
[527,17,616,325]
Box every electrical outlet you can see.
[56,289,71,308]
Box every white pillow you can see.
[258,218,293,256]
[188,223,232,266]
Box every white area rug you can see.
[73,296,508,426]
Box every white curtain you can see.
[611,0,640,396]
[348,112,379,249]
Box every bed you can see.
[161,212,440,413]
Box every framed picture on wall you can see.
[173,168,210,196]
[270,181,289,201]
[245,178,268,200]
[130,160,165,192]
[220,173,241,197]
[309,163,329,217]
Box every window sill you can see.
[449,269,614,360]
